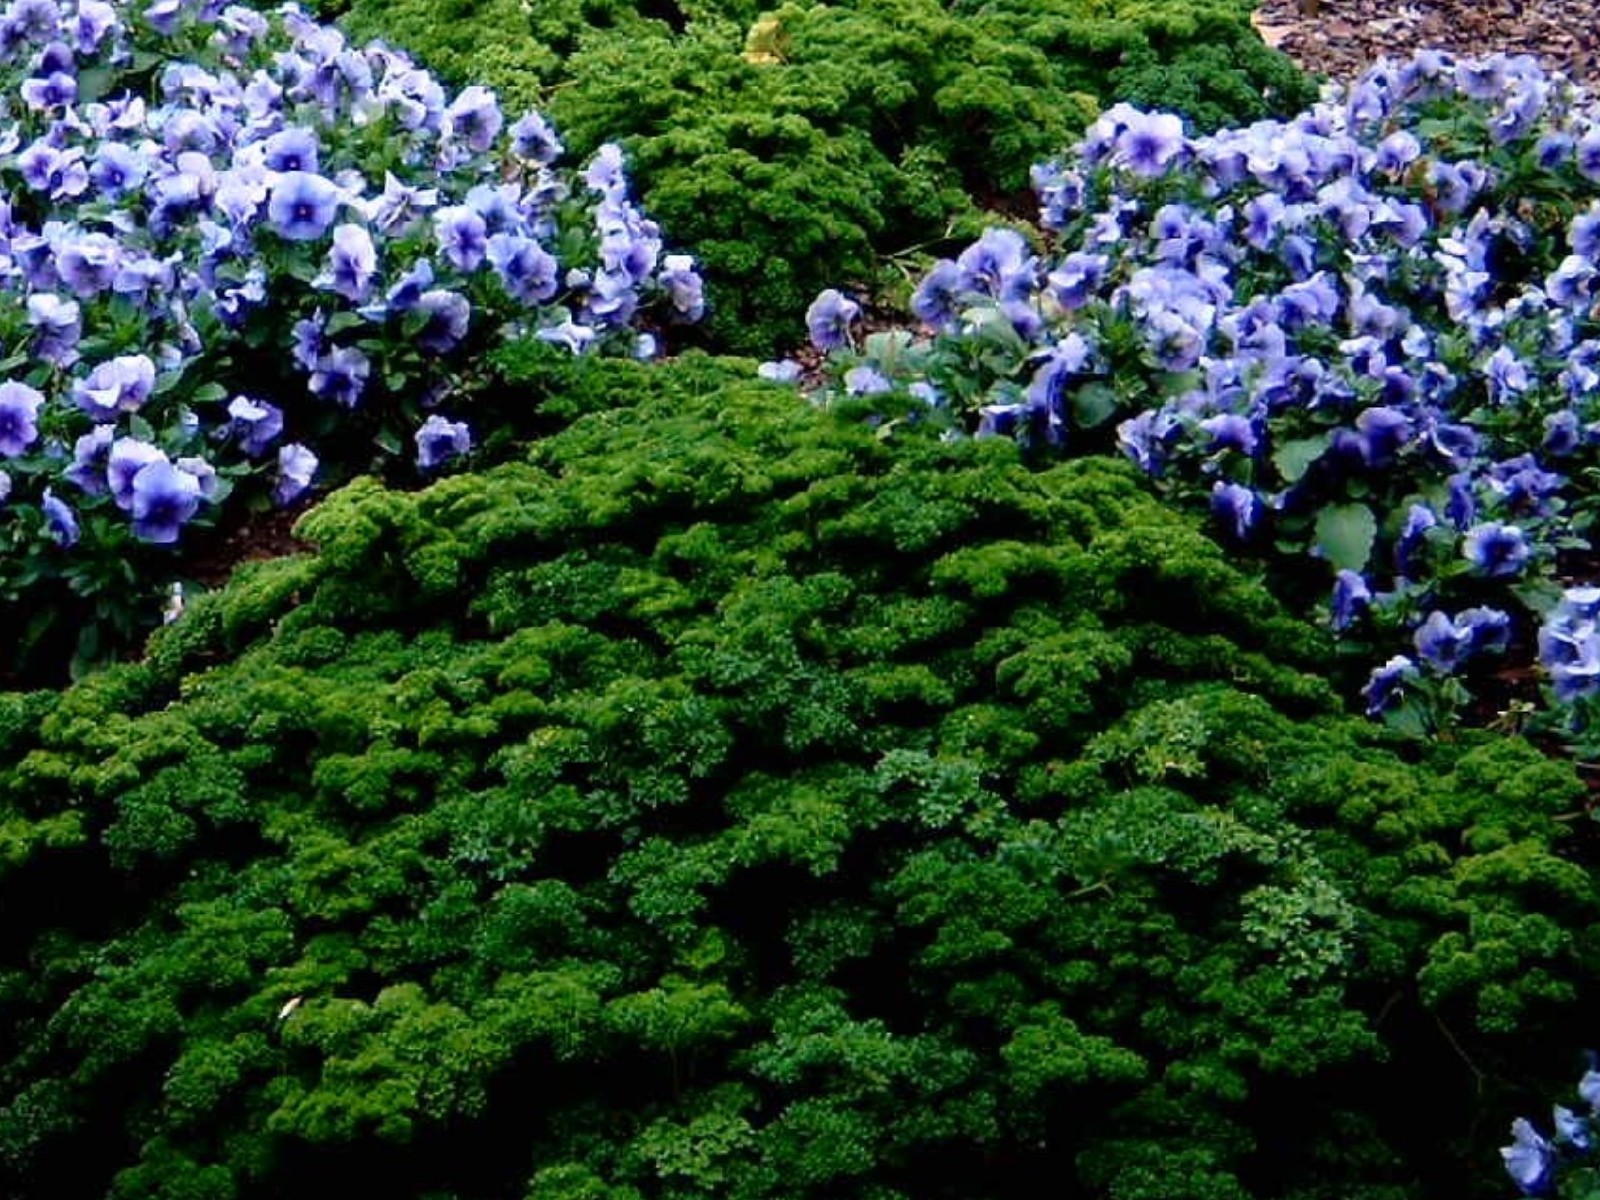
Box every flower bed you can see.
[796,50,1600,734]
[0,0,701,679]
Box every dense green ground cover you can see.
[320,0,1315,351]
[2,360,1595,1199]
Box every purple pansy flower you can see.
[1114,110,1186,177]
[1414,610,1471,673]
[41,488,79,548]
[107,437,166,510]
[510,110,562,163]
[1330,570,1371,631]
[434,205,487,271]
[443,85,502,153]
[262,126,320,175]
[362,171,438,235]
[267,170,341,241]
[805,288,859,352]
[414,414,471,470]
[226,395,284,456]
[1464,521,1530,577]
[416,289,471,353]
[309,345,370,408]
[55,238,121,304]
[486,232,558,305]
[21,69,75,109]
[1363,654,1418,715]
[72,355,157,420]
[1502,1118,1554,1196]
[0,381,45,456]
[275,442,318,505]
[316,223,377,302]
[1210,481,1260,541]
[658,253,704,321]
[65,425,114,495]
[130,460,202,544]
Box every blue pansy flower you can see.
[226,395,284,457]
[1362,655,1418,716]
[130,460,202,544]
[315,223,377,302]
[805,288,859,353]
[1210,481,1259,541]
[275,443,318,505]
[1464,521,1530,577]
[416,289,471,353]
[415,414,471,470]
[1502,1117,1554,1196]
[309,345,370,408]
[0,380,45,456]
[1330,569,1371,631]
[268,170,341,241]
[41,488,79,548]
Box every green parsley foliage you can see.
[2,359,1592,1199]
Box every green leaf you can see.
[1511,578,1565,616]
[1272,435,1329,484]
[1069,382,1118,429]
[863,330,913,363]
[190,382,228,405]
[1314,503,1376,572]
[326,311,369,337]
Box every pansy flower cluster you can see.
[1502,1065,1600,1197]
[793,50,1600,729]
[0,0,700,634]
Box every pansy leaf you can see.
[75,65,114,104]
[326,311,367,337]
[1315,503,1376,572]
[1511,578,1565,617]
[1272,435,1330,484]
[1070,383,1118,429]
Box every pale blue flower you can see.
[443,84,502,153]
[1114,110,1185,177]
[263,126,320,174]
[65,425,114,495]
[267,170,341,241]
[275,442,317,504]
[309,345,370,408]
[226,395,283,456]
[416,289,471,353]
[1463,521,1529,577]
[434,204,487,271]
[1363,654,1418,715]
[805,288,859,353]
[1502,1117,1553,1196]
[89,142,147,198]
[414,414,470,469]
[107,437,166,509]
[0,381,44,456]
[72,355,156,420]
[316,223,377,302]
[131,460,202,543]
[510,110,561,164]
[41,488,78,547]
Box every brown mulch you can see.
[184,504,311,590]
[1251,0,1600,91]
